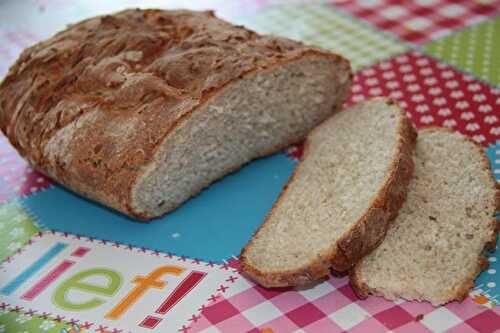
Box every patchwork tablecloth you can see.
[0,1,499,332]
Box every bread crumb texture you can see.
[242,98,415,286]
[352,129,499,306]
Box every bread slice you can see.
[0,9,352,220]
[350,128,499,306]
[240,98,417,287]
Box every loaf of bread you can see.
[0,9,352,220]
[350,128,499,305]
[240,98,417,287]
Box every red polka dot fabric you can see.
[348,52,500,146]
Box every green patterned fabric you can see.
[0,203,63,332]
[425,17,500,86]
[0,202,38,262]
[235,4,408,70]
[0,310,68,333]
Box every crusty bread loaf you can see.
[240,98,417,287]
[0,9,352,220]
[350,128,499,306]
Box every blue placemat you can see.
[20,153,297,263]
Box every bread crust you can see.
[350,127,500,305]
[331,106,416,271]
[0,9,351,220]
[240,98,417,287]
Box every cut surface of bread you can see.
[350,128,499,306]
[0,9,352,220]
[132,55,350,217]
[240,98,417,287]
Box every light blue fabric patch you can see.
[20,153,296,263]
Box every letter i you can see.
[1,243,68,296]
[21,246,91,300]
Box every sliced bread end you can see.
[350,128,499,306]
[131,53,351,220]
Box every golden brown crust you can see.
[349,268,370,299]
[239,253,331,288]
[332,109,416,271]
[0,8,350,219]
[240,98,417,287]
[350,127,500,305]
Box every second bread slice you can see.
[240,98,417,287]
[350,128,499,305]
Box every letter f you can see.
[105,265,185,320]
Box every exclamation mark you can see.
[139,271,206,329]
